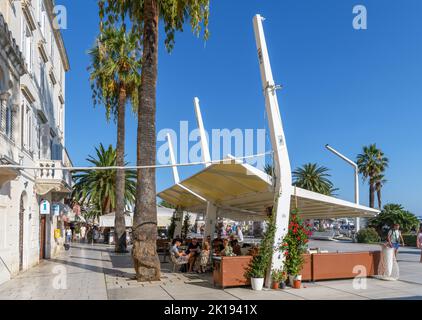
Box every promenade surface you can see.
[0,241,421,300]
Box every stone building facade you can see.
[0,0,71,284]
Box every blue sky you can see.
[60,0,422,215]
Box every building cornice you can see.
[44,0,70,72]
[0,12,27,77]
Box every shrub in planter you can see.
[280,210,312,287]
[402,234,417,247]
[271,268,287,289]
[245,211,277,290]
[357,227,380,244]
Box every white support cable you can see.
[0,151,273,172]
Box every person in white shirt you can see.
[387,224,405,257]
[80,225,87,243]
[236,225,244,243]
[65,227,72,244]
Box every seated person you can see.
[212,238,224,255]
[170,238,190,263]
[220,238,235,257]
[232,239,242,256]
[229,234,236,247]
[186,238,201,272]
[195,241,210,273]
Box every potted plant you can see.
[245,212,277,291]
[246,262,266,291]
[280,210,312,289]
[279,268,288,289]
[271,268,286,289]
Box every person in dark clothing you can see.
[186,238,201,272]
[232,239,242,256]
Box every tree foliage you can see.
[280,210,312,276]
[357,144,389,208]
[369,203,419,235]
[88,26,141,120]
[98,0,210,52]
[245,208,277,279]
[293,163,337,196]
[181,212,191,239]
[72,144,137,214]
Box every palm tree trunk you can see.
[115,86,127,253]
[377,188,382,209]
[103,196,111,214]
[369,183,375,208]
[132,0,161,281]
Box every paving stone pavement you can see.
[0,242,421,300]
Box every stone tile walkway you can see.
[0,242,421,300]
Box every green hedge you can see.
[403,234,417,247]
[357,228,380,244]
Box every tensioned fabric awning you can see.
[158,160,379,221]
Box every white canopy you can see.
[158,160,379,221]
[99,212,133,227]
[97,207,202,228]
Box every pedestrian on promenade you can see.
[417,225,422,263]
[387,223,405,257]
[65,226,72,244]
[80,224,87,243]
[236,225,244,243]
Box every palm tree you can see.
[264,164,274,177]
[374,173,387,209]
[99,0,210,281]
[356,144,389,208]
[89,27,141,252]
[72,144,136,217]
[293,163,337,196]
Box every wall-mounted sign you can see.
[40,199,50,215]
[54,228,61,239]
[52,204,60,216]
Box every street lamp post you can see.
[325,144,360,233]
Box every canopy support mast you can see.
[253,14,292,288]
[193,98,218,241]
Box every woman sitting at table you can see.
[231,239,242,256]
[195,241,210,273]
[220,238,236,257]
[212,238,224,255]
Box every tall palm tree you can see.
[293,163,337,196]
[99,0,210,281]
[374,173,387,209]
[88,27,141,252]
[72,144,137,219]
[356,144,389,208]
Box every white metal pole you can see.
[253,14,292,288]
[325,144,360,232]
[194,97,217,241]
[194,97,211,167]
[166,133,180,184]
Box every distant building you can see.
[0,0,71,284]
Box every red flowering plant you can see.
[279,210,313,276]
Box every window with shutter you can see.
[0,101,6,133]
[10,105,16,142]
[5,105,11,138]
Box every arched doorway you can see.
[18,192,27,271]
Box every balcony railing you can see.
[35,160,73,195]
